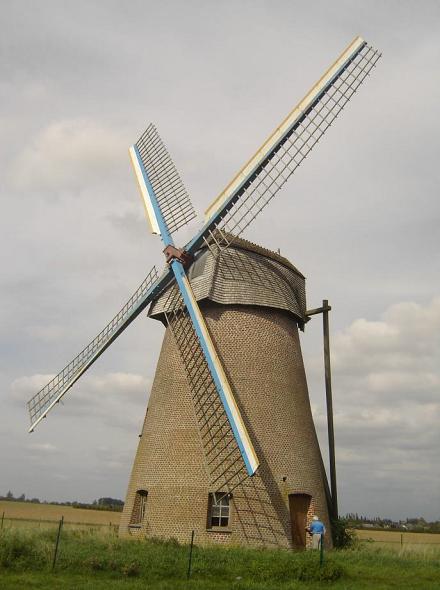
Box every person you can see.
[306,515,326,549]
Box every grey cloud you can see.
[11,374,55,404]
[10,119,128,193]
[1,0,439,517]
[308,298,440,518]
[12,371,151,431]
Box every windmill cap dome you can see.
[149,236,307,327]
[205,235,305,277]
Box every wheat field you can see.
[355,528,440,545]
[0,501,120,528]
[355,528,440,557]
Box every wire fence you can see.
[356,530,440,547]
[0,511,119,535]
[365,537,440,546]
[1,512,439,550]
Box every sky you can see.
[1,0,439,521]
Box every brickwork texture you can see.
[120,242,332,549]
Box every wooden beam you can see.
[322,300,338,519]
[305,300,338,519]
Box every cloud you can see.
[333,298,440,371]
[11,374,55,403]
[95,446,135,472]
[9,119,126,193]
[310,297,440,517]
[331,296,440,417]
[27,442,58,454]
[367,371,439,397]
[11,371,151,430]
[85,372,149,399]
[2,0,440,516]
[24,324,67,344]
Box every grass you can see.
[0,527,439,589]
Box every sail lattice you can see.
[203,43,381,253]
[27,266,159,430]
[135,124,196,235]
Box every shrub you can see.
[121,560,141,577]
[332,517,357,549]
[86,556,106,571]
[0,530,46,569]
[297,558,344,582]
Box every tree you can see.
[97,497,124,507]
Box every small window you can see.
[188,250,208,279]
[130,490,148,525]
[208,492,230,528]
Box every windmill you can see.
[27,36,381,549]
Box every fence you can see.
[356,529,440,550]
[0,510,119,535]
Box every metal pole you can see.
[187,530,195,579]
[52,516,64,571]
[320,534,324,566]
[323,300,338,519]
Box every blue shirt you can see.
[309,520,325,534]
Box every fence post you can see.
[319,534,324,567]
[187,530,195,579]
[1,511,4,529]
[401,533,403,547]
[52,516,64,571]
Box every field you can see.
[0,501,120,531]
[1,504,439,589]
[356,528,440,553]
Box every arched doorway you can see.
[288,493,311,549]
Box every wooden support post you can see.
[1,511,4,529]
[306,300,338,520]
[322,300,338,520]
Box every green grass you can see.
[0,527,439,589]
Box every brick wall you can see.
[119,301,332,549]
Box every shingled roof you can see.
[211,235,305,278]
[149,238,307,326]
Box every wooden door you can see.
[289,493,311,549]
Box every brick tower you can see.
[119,239,332,548]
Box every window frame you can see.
[130,489,148,527]
[207,492,231,529]
[188,250,208,280]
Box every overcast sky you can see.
[1,0,439,521]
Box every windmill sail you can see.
[129,124,196,236]
[185,36,381,255]
[130,129,259,476]
[28,123,196,433]
[27,266,163,432]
